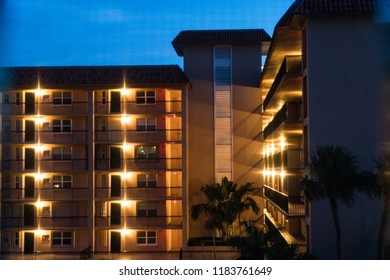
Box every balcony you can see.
[263,185,304,217]
[1,102,88,115]
[1,216,88,229]
[263,149,303,170]
[95,158,182,171]
[95,101,182,114]
[95,186,182,200]
[263,55,302,112]
[95,129,182,143]
[40,130,88,143]
[263,102,302,140]
[1,188,88,201]
[95,216,182,229]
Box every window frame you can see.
[52,175,72,189]
[136,231,157,245]
[52,147,72,160]
[52,119,72,133]
[136,202,157,217]
[52,231,73,246]
[135,145,158,160]
[136,118,157,132]
[137,174,157,188]
[136,90,156,105]
[53,91,72,105]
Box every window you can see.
[136,118,156,132]
[53,91,72,105]
[52,120,71,133]
[136,231,156,245]
[43,178,51,187]
[137,174,157,188]
[136,91,155,104]
[3,94,9,104]
[135,146,158,160]
[52,231,72,246]
[53,175,72,189]
[136,202,157,217]
[15,176,20,189]
[14,232,19,247]
[52,147,72,160]
[16,92,20,105]
[102,91,106,104]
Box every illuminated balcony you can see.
[94,129,182,143]
[0,216,88,229]
[263,149,303,170]
[94,101,182,114]
[263,102,302,140]
[95,186,182,200]
[39,130,88,143]
[263,185,304,217]
[95,158,182,171]
[263,55,302,111]
[1,187,88,201]
[95,216,182,229]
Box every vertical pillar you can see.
[87,89,95,252]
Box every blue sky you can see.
[1,0,295,67]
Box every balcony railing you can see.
[263,102,302,140]
[95,158,182,171]
[95,129,182,143]
[1,130,88,144]
[263,185,304,217]
[1,159,88,172]
[95,186,182,200]
[94,101,182,114]
[263,149,303,169]
[1,102,89,115]
[1,188,89,201]
[263,55,302,111]
[95,216,182,229]
[1,216,88,229]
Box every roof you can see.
[172,29,271,56]
[0,65,190,88]
[276,0,383,27]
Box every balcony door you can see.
[110,91,121,113]
[24,120,35,142]
[110,203,121,226]
[110,147,122,170]
[24,176,35,198]
[25,92,35,114]
[24,148,35,170]
[110,175,121,197]
[24,232,35,254]
[110,231,121,253]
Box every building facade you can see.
[172,29,271,245]
[260,0,385,259]
[0,66,189,259]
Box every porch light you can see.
[121,114,131,124]
[122,143,131,151]
[35,173,44,180]
[35,115,45,124]
[121,88,130,95]
[35,200,46,208]
[35,144,45,152]
[121,200,131,207]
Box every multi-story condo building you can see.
[172,29,271,247]
[260,0,384,259]
[0,66,189,259]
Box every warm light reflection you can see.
[35,144,45,152]
[35,115,45,124]
[35,173,44,180]
[35,200,46,208]
[121,200,131,207]
[121,114,131,124]
[122,143,131,151]
[121,88,130,95]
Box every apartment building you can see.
[260,0,384,259]
[172,29,271,245]
[0,65,189,259]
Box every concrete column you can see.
[87,89,95,252]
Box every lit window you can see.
[136,231,156,245]
[136,202,157,217]
[52,147,72,160]
[53,91,72,105]
[52,231,72,246]
[136,118,156,132]
[53,175,72,189]
[135,145,158,160]
[52,120,71,133]
[137,174,157,188]
[136,91,155,104]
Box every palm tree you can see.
[301,145,383,259]
[230,182,260,235]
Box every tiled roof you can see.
[0,65,190,88]
[277,0,383,27]
[172,29,271,56]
